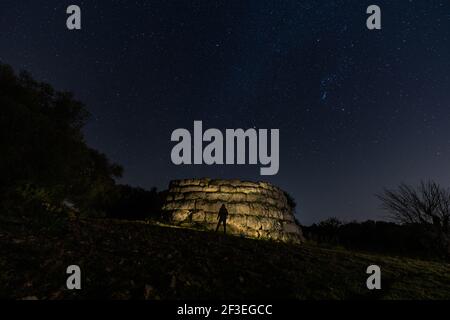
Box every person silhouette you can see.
[215,204,228,234]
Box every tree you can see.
[377,181,450,259]
[96,185,166,220]
[377,181,450,233]
[0,63,122,214]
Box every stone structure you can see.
[162,178,304,243]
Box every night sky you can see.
[1,1,449,224]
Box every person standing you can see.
[215,204,228,234]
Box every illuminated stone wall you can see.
[162,178,304,243]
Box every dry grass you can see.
[1,210,449,300]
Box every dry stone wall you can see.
[162,178,304,243]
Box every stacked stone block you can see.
[162,178,304,243]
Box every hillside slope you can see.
[1,211,449,300]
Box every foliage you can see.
[376,181,450,259]
[0,63,122,214]
[304,219,450,261]
[93,184,167,220]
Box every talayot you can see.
[170,121,279,176]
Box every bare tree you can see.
[377,181,450,233]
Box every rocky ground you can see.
[1,210,450,300]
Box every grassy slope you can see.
[1,211,449,300]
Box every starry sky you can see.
[1,1,449,224]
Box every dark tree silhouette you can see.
[377,181,450,233]
[97,185,167,220]
[376,181,450,259]
[0,63,122,214]
[303,218,450,260]
[1,63,167,220]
